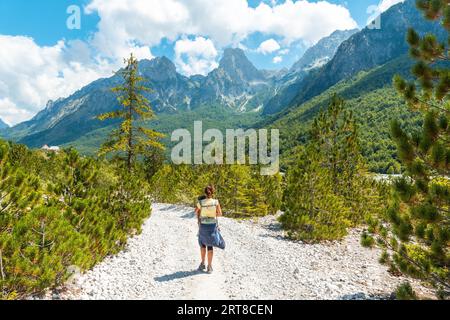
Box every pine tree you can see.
[1,140,152,298]
[281,144,350,241]
[143,146,166,180]
[224,165,252,216]
[0,141,41,232]
[281,95,376,241]
[311,95,368,223]
[259,172,283,215]
[98,53,165,172]
[380,0,450,296]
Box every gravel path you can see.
[61,203,432,300]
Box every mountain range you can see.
[1,25,356,148]
[0,0,441,173]
[262,0,444,115]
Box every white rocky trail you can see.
[63,203,431,300]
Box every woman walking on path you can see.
[195,186,223,274]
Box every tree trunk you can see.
[127,96,133,172]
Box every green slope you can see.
[63,104,263,156]
[266,55,421,173]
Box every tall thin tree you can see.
[98,53,165,171]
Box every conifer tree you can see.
[311,95,367,222]
[143,146,165,180]
[378,0,450,295]
[98,53,165,171]
[1,140,152,298]
[0,141,41,231]
[281,144,350,241]
[224,165,253,216]
[281,95,374,240]
[245,170,269,217]
[259,172,283,215]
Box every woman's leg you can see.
[201,246,206,264]
[207,247,214,267]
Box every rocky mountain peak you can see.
[139,56,178,81]
[290,28,359,73]
[219,48,264,82]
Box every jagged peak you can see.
[219,48,250,67]
[140,56,176,72]
[218,47,264,81]
[329,28,359,37]
[138,56,178,81]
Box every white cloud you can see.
[0,35,115,125]
[85,0,173,61]
[0,98,33,126]
[174,37,218,76]
[378,0,404,13]
[85,0,358,49]
[273,56,283,64]
[278,48,290,55]
[257,39,281,55]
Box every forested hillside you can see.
[62,104,263,156]
[265,55,422,173]
[269,0,446,115]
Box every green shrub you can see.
[395,282,417,300]
[0,141,151,299]
[361,232,376,248]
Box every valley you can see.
[1,0,448,301]
[0,0,442,174]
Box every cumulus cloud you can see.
[0,35,115,125]
[0,98,33,126]
[85,0,177,60]
[174,37,219,76]
[273,56,283,64]
[378,0,404,13]
[257,39,281,55]
[85,0,358,49]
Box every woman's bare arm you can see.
[195,207,201,224]
[216,203,223,217]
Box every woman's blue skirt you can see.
[198,223,217,247]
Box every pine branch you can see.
[378,234,450,291]
[416,97,450,114]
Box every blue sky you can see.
[0,1,383,45]
[0,0,384,68]
[0,0,404,125]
